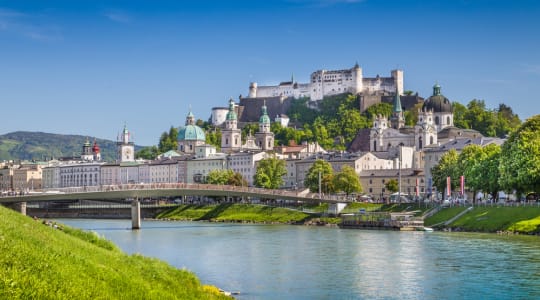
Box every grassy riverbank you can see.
[157,203,312,223]
[425,205,540,234]
[0,205,229,299]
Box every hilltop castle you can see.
[247,63,403,102]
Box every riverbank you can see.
[424,205,540,234]
[0,205,230,299]
[157,203,540,234]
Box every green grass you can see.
[340,202,383,214]
[0,205,230,299]
[424,207,469,226]
[451,206,540,233]
[158,204,312,223]
[424,206,540,233]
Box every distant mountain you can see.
[0,131,145,162]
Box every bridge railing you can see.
[8,183,353,203]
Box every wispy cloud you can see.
[102,10,132,24]
[521,63,540,75]
[0,7,62,41]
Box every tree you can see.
[499,114,540,196]
[457,145,483,202]
[385,179,399,194]
[431,149,460,197]
[479,144,501,200]
[135,146,159,160]
[333,165,362,196]
[205,127,221,149]
[452,102,470,129]
[206,169,248,187]
[228,171,248,187]
[304,159,334,193]
[158,126,178,153]
[205,169,233,185]
[254,156,287,189]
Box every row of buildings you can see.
[1,64,505,200]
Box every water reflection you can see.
[58,219,540,300]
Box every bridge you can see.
[0,183,352,229]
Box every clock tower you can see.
[117,124,135,162]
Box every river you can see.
[57,219,540,300]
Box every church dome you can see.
[178,109,206,142]
[422,83,452,113]
[178,125,206,141]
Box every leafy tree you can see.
[205,127,221,149]
[135,146,159,160]
[403,90,414,96]
[304,159,334,193]
[452,102,470,129]
[228,171,248,187]
[495,103,521,138]
[479,144,501,200]
[333,165,362,195]
[158,126,178,153]
[205,169,232,185]
[287,97,318,124]
[499,114,540,196]
[457,144,483,202]
[385,179,399,194]
[254,155,287,189]
[241,123,259,142]
[363,102,393,123]
[431,149,460,197]
[206,169,248,187]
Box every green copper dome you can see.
[226,98,237,121]
[178,110,206,141]
[259,103,271,124]
[178,125,206,141]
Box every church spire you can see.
[433,82,441,96]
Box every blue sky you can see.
[1,0,539,146]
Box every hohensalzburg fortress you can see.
[248,63,403,101]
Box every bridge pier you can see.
[131,198,141,230]
[13,202,27,216]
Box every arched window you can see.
[447,116,451,125]
[418,136,423,149]
[430,136,434,145]
[435,116,440,125]
[373,140,377,151]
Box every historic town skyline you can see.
[1,0,539,145]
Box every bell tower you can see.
[117,124,135,162]
[255,101,274,151]
[221,98,242,152]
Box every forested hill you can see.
[0,131,144,162]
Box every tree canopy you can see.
[304,159,334,193]
[499,114,540,195]
[333,165,362,195]
[254,155,287,189]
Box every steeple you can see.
[186,106,195,125]
[226,98,237,121]
[392,88,402,113]
[259,100,271,133]
[391,87,405,129]
[433,83,441,96]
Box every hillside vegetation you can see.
[0,205,229,299]
[0,131,143,162]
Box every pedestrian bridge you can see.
[0,183,352,229]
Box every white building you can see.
[227,151,267,186]
[248,64,403,101]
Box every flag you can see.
[460,175,464,196]
[446,176,451,197]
